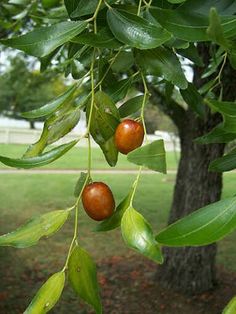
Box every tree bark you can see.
[156,45,236,295]
[157,109,225,294]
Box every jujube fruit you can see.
[82,182,115,221]
[115,119,144,155]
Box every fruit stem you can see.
[130,166,143,205]
[128,73,150,205]
[62,174,90,271]
[62,48,98,272]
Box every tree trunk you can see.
[157,110,225,294]
[29,120,35,129]
[156,44,236,295]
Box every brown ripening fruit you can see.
[82,182,115,221]
[115,119,144,155]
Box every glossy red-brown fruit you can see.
[115,119,144,154]
[82,182,115,221]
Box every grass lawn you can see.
[0,172,235,272]
[0,143,180,170]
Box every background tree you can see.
[144,103,176,134]
[0,55,65,128]
[152,44,236,294]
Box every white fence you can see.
[0,128,180,151]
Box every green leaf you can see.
[201,50,225,79]
[0,210,69,248]
[70,0,98,18]
[97,113,120,141]
[71,27,122,49]
[24,271,65,314]
[166,38,189,49]
[127,140,166,173]
[107,9,171,49]
[167,0,186,3]
[96,187,134,232]
[118,95,144,118]
[23,127,49,158]
[209,148,236,172]
[207,8,229,47]
[111,50,134,72]
[223,296,236,314]
[208,99,236,116]
[41,0,61,9]
[199,79,216,94]
[195,123,236,144]
[223,115,236,133]
[150,7,209,42]
[0,140,77,169]
[40,47,61,72]
[0,21,87,57]
[46,107,81,144]
[66,0,115,18]
[180,83,205,117]
[206,99,236,133]
[135,48,188,89]
[150,6,236,42]
[98,57,116,88]
[74,172,88,197]
[100,136,118,167]
[177,0,236,16]
[23,104,81,158]
[229,51,236,70]
[156,197,236,246]
[89,91,120,141]
[87,91,120,167]
[106,78,132,103]
[206,8,236,72]
[68,245,102,314]
[121,207,163,264]
[21,85,77,119]
[64,0,79,16]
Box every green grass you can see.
[0,172,235,272]
[0,143,180,170]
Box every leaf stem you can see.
[209,52,227,97]
[86,49,96,133]
[103,0,112,9]
[140,72,149,143]
[86,0,104,23]
[143,0,153,8]
[137,0,142,15]
[95,48,122,90]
